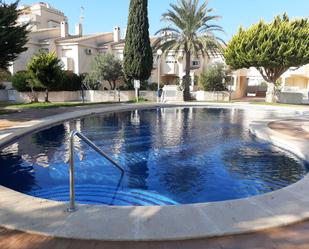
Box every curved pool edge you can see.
[0,103,309,241]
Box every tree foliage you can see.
[199,63,230,91]
[123,0,153,81]
[87,53,123,90]
[153,0,224,100]
[27,52,62,102]
[224,14,309,102]
[11,71,32,92]
[0,1,29,70]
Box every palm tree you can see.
[154,0,224,100]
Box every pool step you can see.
[27,185,178,206]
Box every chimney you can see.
[124,28,127,39]
[60,20,69,38]
[113,26,120,42]
[75,23,83,36]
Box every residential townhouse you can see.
[9,2,309,101]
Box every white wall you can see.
[277,92,304,104]
[195,91,231,102]
[0,90,8,101]
[6,90,156,103]
[8,90,81,103]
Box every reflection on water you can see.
[0,107,307,205]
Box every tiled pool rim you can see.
[0,103,309,241]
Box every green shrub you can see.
[11,71,45,92]
[199,63,229,91]
[83,73,101,90]
[54,71,82,91]
[127,97,148,103]
[0,69,11,82]
[119,80,134,90]
[147,83,158,91]
[11,71,32,92]
[147,82,164,91]
[140,80,148,90]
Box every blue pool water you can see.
[0,107,307,206]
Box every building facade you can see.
[10,2,309,100]
[10,2,243,94]
[240,65,309,99]
[10,2,117,76]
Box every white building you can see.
[10,2,118,75]
[11,2,309,102]
[239,65,309,99]
[17,2,67,30]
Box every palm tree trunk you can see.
[183,51,191,101]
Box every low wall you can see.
[8,90,82,103]
[84,90,136,102]
[85,90,157,102]
[195,91,231,102]
[161,85,184,102]
[0,90,8,101]
[139,91,157,101]
[5,90,157,103]
[277,92,303,104]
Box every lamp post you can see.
[157,49,163,103]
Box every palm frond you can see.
[155,0,224,58]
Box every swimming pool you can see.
[0,107,307,206]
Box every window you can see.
[192,60,200,67]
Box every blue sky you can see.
[13,0,309,41]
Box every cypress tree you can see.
[124,0,153,81]
[0,1,29,70]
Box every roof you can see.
[31,27,60,33]
[56,32,112,44]
[98,39,125,48]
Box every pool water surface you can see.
[0,107,307,206]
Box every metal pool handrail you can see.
[68,130,125,212]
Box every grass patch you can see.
[6,101,116,109]
[0,109,19,115]
[127,97,149,103]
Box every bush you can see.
[147,83,158,91]
[11,71,31,92]
[53,71,82,91]
[0,69,11,82]
[83,73,101,90]
[0,83,5,89]
[12,70,84,92]
[11,71,45,92]
[127,97,148,103]
[119,80,134,90]
[199,63,229,91]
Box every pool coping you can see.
[1,102,309,241]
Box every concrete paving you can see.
[0,103,309,242]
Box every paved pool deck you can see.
[1,102,309,247]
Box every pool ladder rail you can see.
[68,130,125,212]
